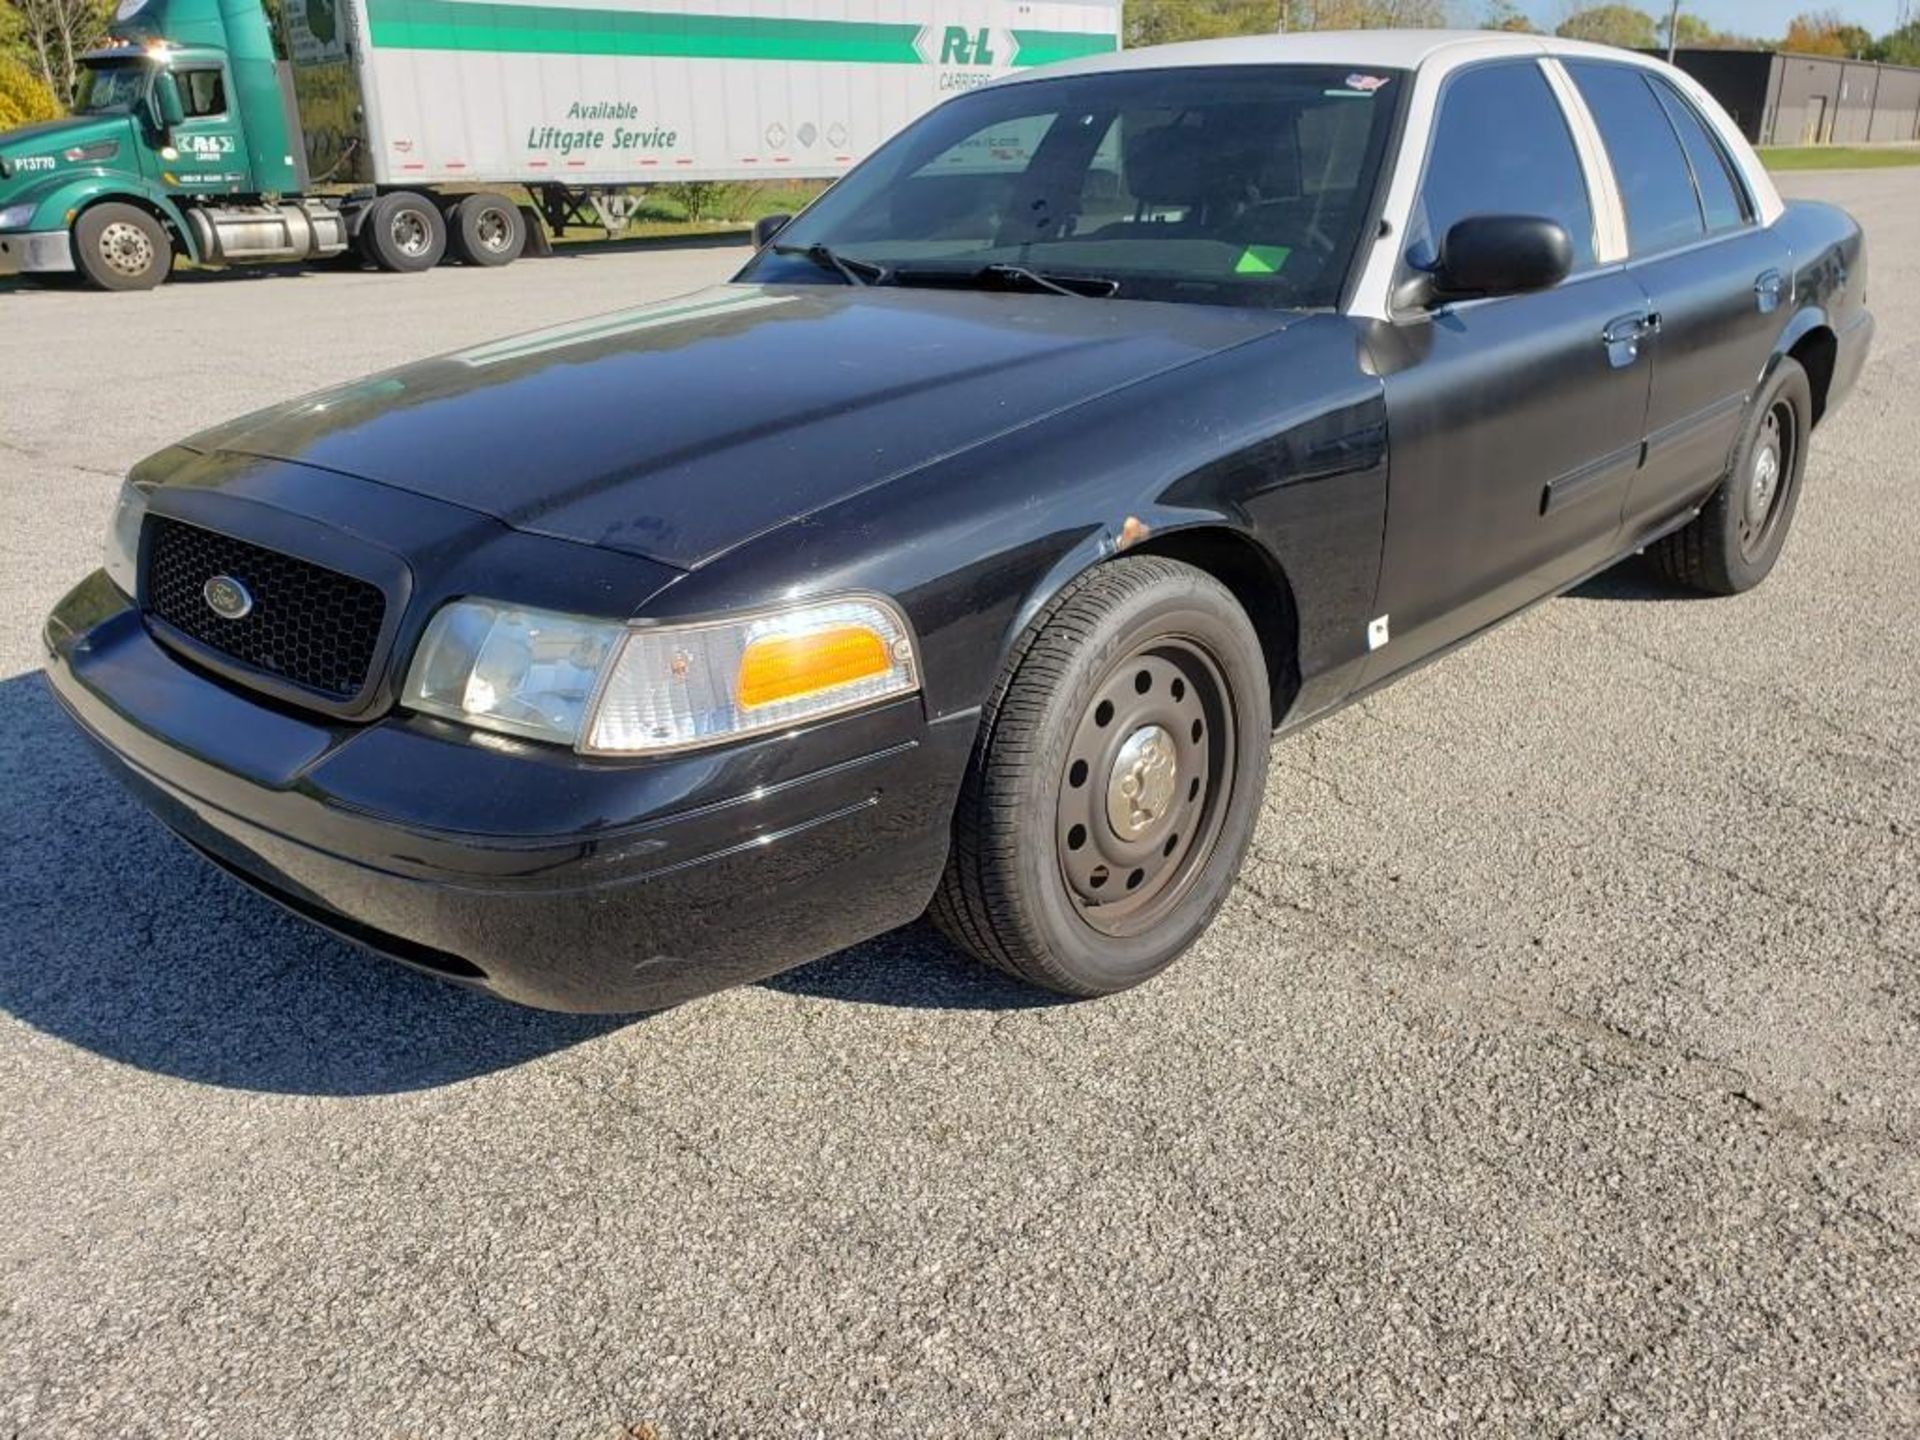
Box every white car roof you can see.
[1004,28,1685,82]
[992,28,1784,320]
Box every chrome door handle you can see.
[1602,312,1660,367]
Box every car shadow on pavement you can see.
[0,675,626,1096]
[764,922,1066,1013]
[1566,555,1715,603]
[0,674,1043,1092]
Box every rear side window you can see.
[1567,61,1703,255]
[1411,62,1596,273]
[1650,79,1750,233]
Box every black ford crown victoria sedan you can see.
[45,32,1873,1012]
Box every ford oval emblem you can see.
[203,575,254,621]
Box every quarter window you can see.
[1410,62,1597,275]
[1650,78,1750,232]
[1567,61,1704,255]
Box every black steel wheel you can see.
[1738,399,1795,564]
[932,555,1272,997]
[1648,357,1811,595]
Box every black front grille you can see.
[144,517,387,700]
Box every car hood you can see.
[180,284,1297,569]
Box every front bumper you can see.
[44,570,974,1012]
[0,229,75,275]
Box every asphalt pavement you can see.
[0,177,1914,1437]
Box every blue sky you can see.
[1515,1,1909,35]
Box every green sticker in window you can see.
[1234,245,1292,275]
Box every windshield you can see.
[75,61,152,114]
[741,65,1405,310]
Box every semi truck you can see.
[0,0,1120,290]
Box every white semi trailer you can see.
[0,0,1121,287]
[297,0,1125,250]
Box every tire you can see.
[1647,358,1812,596]
[931,556,1273,997]
[448,192,526,266]
[72,203,172,291]
[360,192,447,273]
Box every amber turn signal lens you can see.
[736,624,892,709]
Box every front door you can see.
[1365,60,1652,680]
[166,63,251,197]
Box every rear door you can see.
[1564,61,1794,539]
[1365,59,1653,677]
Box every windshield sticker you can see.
[1345,74,1392,93]
[1234,245,1292,276]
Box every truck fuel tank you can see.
[184,202,348,265]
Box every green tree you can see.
[1482,0,1537,32]
[0,51,60,126]
[1659,13,1742,48]
[1556,5,1659,49]
[1126,0,1446,49]
[8,0,112,103]
[1783,9,1872,57]
[1879,19,1920,66]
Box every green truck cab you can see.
[0,0,358,288]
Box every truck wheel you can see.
[449,193,525,266]
[1647,358,1811,596]
[931,556,1273,997]
[362,192,446,273]
[73,203,172,291]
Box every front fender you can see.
[4,173,200,260]
[672,314,1388,732]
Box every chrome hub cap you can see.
[1055,639,1237,938]
[1108,724,1178,839]
[99,221,154,277]
[390,210,431,257]
[476,208,512,252]
[1749,440,1780,529]
[1738,403,1794,561]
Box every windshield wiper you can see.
[891,263,1120,299]
[770,242,889,287]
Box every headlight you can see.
[103,479,148,597]
[0,202,36,231]
[402,594,919,755]
[404,600,627,747]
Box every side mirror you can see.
[150,72,186,132]
[1428,215,1573,303]
[752,213,791,249]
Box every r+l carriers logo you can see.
[921,25,1009,89]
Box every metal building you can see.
[1662,48,1920,146]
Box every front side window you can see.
[739,65,1406,310]
[74,62,152,114]
[1407,62,1597,275]
[1650,77,1750,233]
[1567,61,1705,256]
[176,67,227,119]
